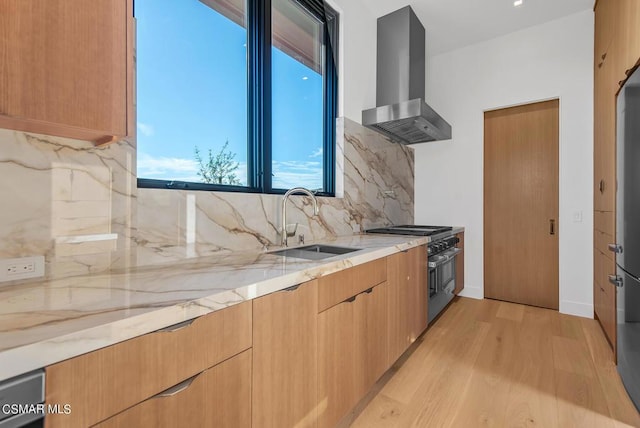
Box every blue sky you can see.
[136,0,325,189]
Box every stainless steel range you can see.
[366,225,460,323]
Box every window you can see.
[136,0,338,195]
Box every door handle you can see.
[608,243,623,254]
[599,179,605,194]
[549,219,556,235]
[609,275,624,288]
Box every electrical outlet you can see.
[572,211,583,223]
[0,256,45,282]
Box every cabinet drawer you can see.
[595,229,615,261]
[595,211,615,235]
[46,301,252,428]
[318,258,387,312]
[595,281,616,348]
[95,349,252,428]
[595,248,617,289]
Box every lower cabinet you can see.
[317,282,388,428]
[252,280,318,428]
[594,247,617,349]
[387,246,428,365]
[45,301,252,428]
[95,349,252,428]
[44,247,433,428]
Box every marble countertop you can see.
[0,232,471,382]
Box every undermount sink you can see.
[269,244,360,260]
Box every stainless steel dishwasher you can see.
[0,370,45,428]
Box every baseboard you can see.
[458,286,483,300]
[560,300,593,318]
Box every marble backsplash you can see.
[0,118,413,279]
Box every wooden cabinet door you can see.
[95,349,252,428]
[318,291,361,428]
[594,0,619,213]
[387,246,428,365]
[318,282,388,428]
[252,281,318,428]
[360,282,389,392]
[386,251,411,364]
[0,0,132,144]
[617,0,640,74]
[600,72,617,213]
[595,0,615,71]
[594,66,605,212]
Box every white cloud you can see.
[273,160,323,190]
[138,153,200,181]
[309,147,323,158]
[138,153,248,185]
[137,122,155,137]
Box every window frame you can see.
[136,0,339,197]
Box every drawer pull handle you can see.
[344,287,375,304]
[284,284,300,292]
[159,318,195,333]
[159,375,197,397]
[609,275,624,288]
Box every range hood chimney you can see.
[362,6,452,144]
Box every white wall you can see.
[329,0,376,122]
[414,10,595,317]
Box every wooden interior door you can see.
[484,99,559,309]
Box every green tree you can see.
[194,141,241,185]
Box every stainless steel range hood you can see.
[362,6,452,144]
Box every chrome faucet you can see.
[281,187,319,247]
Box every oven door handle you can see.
[428,247,461,268]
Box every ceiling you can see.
[362,0,595,56]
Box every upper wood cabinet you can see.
[617,0,640,74]
[0,0,134,145]
[593,63,616,212]
[594,0,616,71]
[594,0,622,213]
[252,281,318,428]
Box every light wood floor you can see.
[351,297,640,428]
